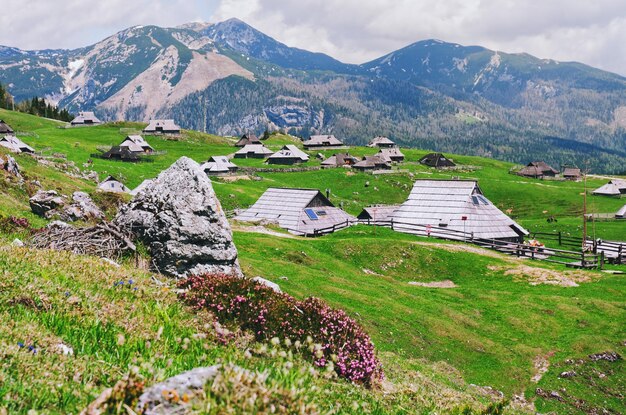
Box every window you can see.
[316,210,327,216]
[304,208,318,220]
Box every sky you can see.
[1,0,625,76]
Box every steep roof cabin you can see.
[593,179,626,197]
[267,145,309,165]
[419,153,456,168]
[0,135,34,153]
[353,155,391,172]
[100,146,140,161]
[201,156,238,176]
[517,161,559,178]
[235,133,261,147]
[320,153,358,168]
[367,136,396,148]
[377,147,404,163]
[143,119,181,134]
[389,179,528,242]
[70,112,102,126]
[0,120,14,134]
[302,134,344,149]
[235,187,355,235]
[357,205,401,222]
[96,176,130,194]
[234,144,273,159]
[119,135,153,153]
[562,167,582,181]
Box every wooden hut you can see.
[562,167,582,181]
[389,179,528,242]
[367,136,396,148]
[357,205,400,222]
[302,134,344,149]
[97,176,130,194]
[593,179,626,197]
[119,135,154,153]
[0,120,14,134]
[235,133,261,147]
[353,155,391,172]
[320,153,358,168]
[201,156,238,176]
[234,144,273,159]
[517,161,559,178]
[70,111,102,126]
[419,153,455,168]
[143,119,181,134]
[377,147,404,163]
[100,146,140,161]
[0,135,34,153]
[267,145,309,165]
[235,187,355,235]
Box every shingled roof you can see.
[353,155,391,171]
[593,179,626,196]
[357,205,401,222]
[235,133,261,147]
[419,153,455,168]
[0,135,35,153]
[377,147,404,163]
[267,145,309,164]
[389,179,527,241]
[616,204,626,219]
[70,111,102,125]
[235,187,355,234]
[97,176,130,194]
[100,146,140,161]
[143,119,181,134]
[517,161,559,178]
[367,136,396,148]
[303,134,343,148]
[234,144,273,158]
[201,156,238,175]
[0,120,14,134]
[119,135,153,153]
[321,153,358,168]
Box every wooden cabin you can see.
[267,145,309,165]
[419,153,455,168]
[143,119,181,134]
[70,112,102,126]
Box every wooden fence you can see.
[531,231,625,265]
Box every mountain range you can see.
[1,18,625,173]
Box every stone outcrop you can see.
[1,155,21,177]
[29,190,66,218]
[61,191,103,221]
[115,157,241,278]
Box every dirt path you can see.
[232,225,298,239]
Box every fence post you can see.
[599,251,604,270]
[581,251,585,268]
[558,231,562,246]
[390,218,394,231]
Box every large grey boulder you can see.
[29,190,66,218]
[61,191,103,221]
[1,155,21,177]
[115,157,241,278]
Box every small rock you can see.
[559,371,577,378]
[252,276,281,293]
[54,343,74,356]
[11,238,24,247]
[588,351,622,362]
[137,365,220,414]
[279,276,289,281]
[100,257,120,268]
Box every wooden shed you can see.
[320,153,358,168]
[70,111,102,126]
[367,136,396,148]
[0,135,34,153]
[234,144,273,159]
[0,120,14,134]
[235,187,355,235]
[201,156,238,176]
[353,155,391,172]
[303,134,344,149]
[377,147,404,163]
[389,179,528,242]
[419,153,455,168]
[143,119,181,134]
[97,176,130,194]
[100,146,140,161]
[562,167,582,181]
[267,145,309,165]
[517,161,559,178]
[235,133,261,147]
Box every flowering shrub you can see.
[178,274,383,386]
[0,215,31,233]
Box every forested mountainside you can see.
[1,18,625,173]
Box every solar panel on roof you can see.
[304,208,319,220]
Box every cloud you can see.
[212,0,626,75]
[0,0,218,50]
[1,0,624,76]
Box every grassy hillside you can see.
[1,109,625,414]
